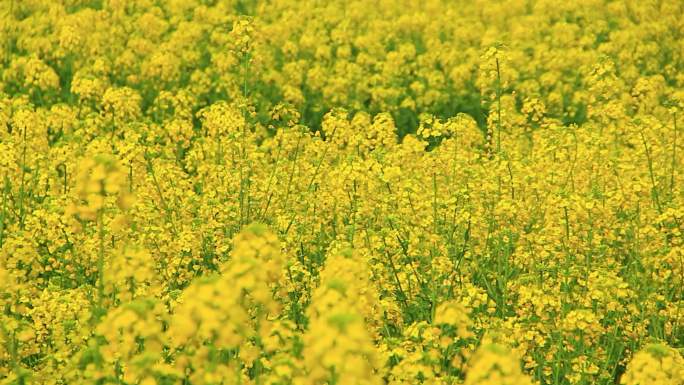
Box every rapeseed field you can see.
[1,1,683,384]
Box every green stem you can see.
[145,153,178,235]
[432,172,438,233]
[97,208,105,314]
[495,57,502,154]
[0,175,8,248]
[670,112,677,197]
[284,127,337,235]
[640,130,662,214]
[18,126,27,229]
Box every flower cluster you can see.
[1,1,684,385]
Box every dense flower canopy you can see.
[1,0,684,385]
